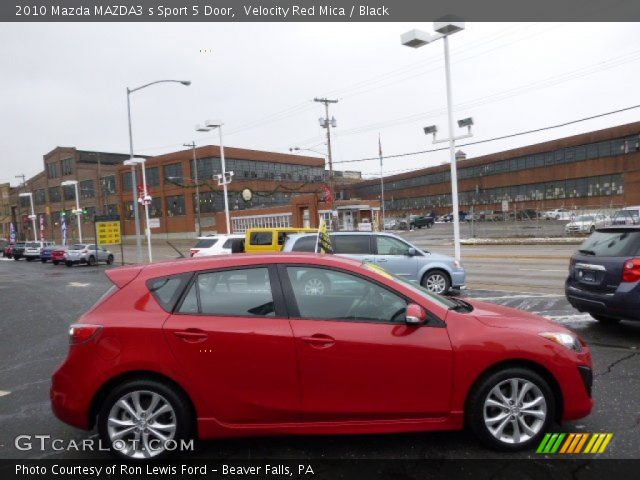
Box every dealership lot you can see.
[0,249,638,459]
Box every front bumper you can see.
[566,279,640,321]
[451,269,466,288]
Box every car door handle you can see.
[173,329,208,343]
[300,334,335,348]
[363,258,373,262]
[377,258,388,263]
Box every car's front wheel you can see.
[421,269,451,294]
[106,255,114,265]
[467,368,554,451]
[97,379,193,460]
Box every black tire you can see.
[300,272,331,296]
[589,225,596,234]
[106,255,114,265]
[14,256,19,261]
[97,379,194,460]
[41,258,47,263]
[466,367,555,451]
[26,257,33,262]
[417,225,422,229]
[65,261,73,267]
[53,260,59,265]
[88,255,96,266]
[427,223,432,229]
[590,314,621,325]
[421,269,451,295]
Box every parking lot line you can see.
[518,268,567,272]
[0,390,10,397]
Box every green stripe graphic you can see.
[543,433,559,453]
[537,433,552,453]
[550,433,566,453]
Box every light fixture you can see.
[400,29,433,48]
[457,117,474,128]
[423,125,438,135]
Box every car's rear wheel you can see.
[421,269,451,294]
[53,260,59,265]
[467,368,554,451]
[590,314,621,325]
[97,379,193,460]
[106,255,114,265]
[41,258,47,263]
[65,261,72,267]
[26,257,33,262]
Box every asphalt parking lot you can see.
[0,250,638,460]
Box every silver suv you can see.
[64,244,114,267]
[282,232,466,294]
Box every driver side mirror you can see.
[405,303,427,325]
[407,247,417,257]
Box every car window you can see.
[376,236,411,255]
[286,266,407,323]
[333,235,371,254]
[180,267,275,317]
[578,230,640,257]
[291,236,318,252]
[148,274,192,312]
[250,232,273,246]
[194,238,218,248]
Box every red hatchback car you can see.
[51,253,593,459]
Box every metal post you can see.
[190,142,202,236]
[28,194,37,242]
[379,135,386,231]
[218,127,231,234]
[74,183,83,243]
[126,88,143,263]
[139,161,152,263]
[443,35,461,263]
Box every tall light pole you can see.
[196,121,233,234]
[61,180,83,243]
[402,19,468,262]
[18,192,37,242]
[314,98,338,229]
[124,158,152,262]
[184,142,202,236]
[126,79,191,262]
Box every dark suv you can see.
[565,227,640,324]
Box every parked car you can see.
[11,242,26,260]
[283,231,466,294]
[610,206,640,226]
[480,210,501,222]
[3,243,16,258]
[244,227,318,254]
[565,214,608,235]
[409,214,435,229]
[51,246,68,265]
[51,253,593,459]
[190,234,245,257]
[513,209,539,221]
[64,244,114,266]
[383,218,397,230]
[566,226,640,324]
[40,244,64,263]
[23,241,55,261]
[543,209,573,221]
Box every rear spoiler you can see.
[105,265,144,289]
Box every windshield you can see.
[362,262,457,310]
[26,242,40,248]
[575,215,594,222]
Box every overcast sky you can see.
[1,22,639,185]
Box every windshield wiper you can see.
[578,249,596,256]
[448,297,474,312]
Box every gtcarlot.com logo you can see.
[537,433,613,454]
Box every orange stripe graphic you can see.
[575,433,589,453]
[560,434,575,453]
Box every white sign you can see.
[148,218,160,229]
[358,222,373,232]
[501,200,509,212]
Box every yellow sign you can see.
[96,221,121,246]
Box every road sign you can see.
[148,218,160,229]
[501,200,509,212]
[95,220,121,246]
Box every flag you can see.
[315,218,334,254]
[61,214,67,246]
[39,215,45,241]
[378,133,383,166]
[9,222,15,243]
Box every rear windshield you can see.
[291,236,318,252]
[26,242,39,248]
[578,230,640,257]
[69,244,86,250]
[194,238,218,248]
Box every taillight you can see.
[68,324,102,345]
[622,258,640,283]
[82,249,88,254]
[190,249,199,257]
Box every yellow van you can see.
[244,227,318,253]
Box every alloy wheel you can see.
[304,277,326,296]
[483,378,547,445]
[107,390,177,459]
[425,274,447,294]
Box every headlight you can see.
[454,260,463,269]
[539,331,583,352]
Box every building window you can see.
[34,189,46,205]
[124,201,138,220]
[122,172,132,192]
[101,175,117,195]
[146,167,160,187]
[149,197,163,218]
[48,186,61,203]
[46,163,59,179]
[166,195,185,216]
[83,206,95,222]
[61,158,73,176]
[164,163,183,184]
[80,180,94,199]
[62,185,75,201]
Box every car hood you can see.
[423,251,454,263]
[464,299,563,334]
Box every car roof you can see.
[196,234,243,239]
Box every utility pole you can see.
[378,134,386,231]
[314,97,338,229]
[184,141,202,237]
[15,174,26,240]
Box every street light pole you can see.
[61,180,83,243]
[185,142,202,236]
[126,79,191,263]
[19,193,37,242]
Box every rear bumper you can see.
[565,279,640,321]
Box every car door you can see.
[163,265,300,423]
[332,234,374,263]
[373,235,420,281]
[281,264,453,422]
